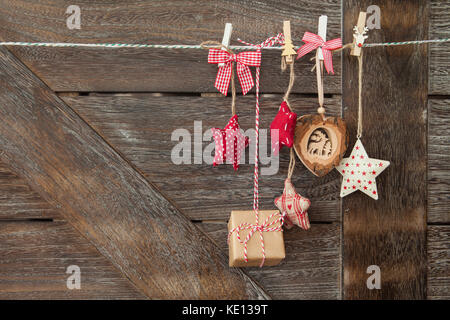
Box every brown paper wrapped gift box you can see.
[228,210,285,267]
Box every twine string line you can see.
[0,38,447,49]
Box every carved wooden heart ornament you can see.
[294,114,348,177]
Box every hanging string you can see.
[282,63,295,111]
[357,49,364,138]
[0,38,447,49]
[200,40,236,115]
[236,34,284,213]
[315,51,326,120]
[281,57,287,72]
[287,148,296,179]
[236,34,284,267]
[230,65,236,116]
[281,59,297,181]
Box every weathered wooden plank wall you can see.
[0,220,145,299]
[0,161,58,220]
[60,95,342,223]
[0,45,269,299]
[0,159,144,299]
[0,0,343,300]
[427,226,450,299]
[430,0,450,95]
[427,0,450,300]
[428,99,450,224]
[0,0,448,300]
[343,0,428,299]
[60,94,342,299]
[0,0,341,93]
[0,160,144,299]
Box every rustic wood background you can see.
[0,0,448,299]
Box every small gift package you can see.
[227,210,285,267]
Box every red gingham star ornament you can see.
[211,115,249,171]
[270,101,297,156]
[274,178,311,230]
[335,139,390,200]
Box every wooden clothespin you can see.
[351,12,368,56]
[317,15,328,60]
[281,21,297,64]
[219,23,233,67]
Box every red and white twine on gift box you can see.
[227,211,285,266]
[226,34,287,267]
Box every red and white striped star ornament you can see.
[335,139,390,200]
[274,178,311,230]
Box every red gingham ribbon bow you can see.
[208,48,261,95]
[296,32,342,74]
[227,211,285,268]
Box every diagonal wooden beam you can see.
[0,46,269,299]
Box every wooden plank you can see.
[430,0,450,95]
[0,0,341,93]
[0,158,142,299]
[428,99,450,223]
[0,160,61,220]
[0,46,268,299]
[342,0,428,299]
[198,222,341,299]
[61,94,342,222]
[427,225,450,300]
[0,220,145,299]
[0,150,339,300]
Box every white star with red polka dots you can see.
[335,139,389,200]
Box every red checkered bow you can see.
[208,48,261,95]
[296,31,342,74]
